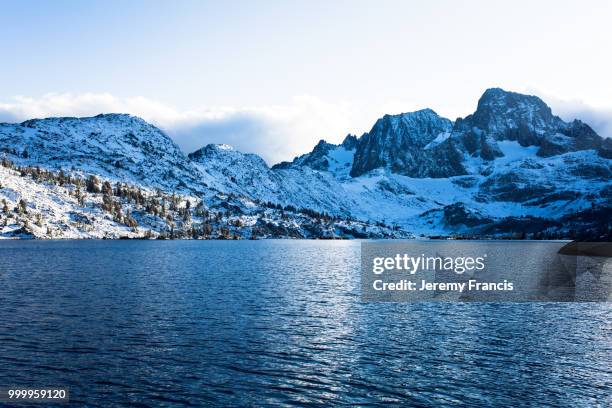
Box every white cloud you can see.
[0,93,383,164]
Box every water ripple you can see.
[0,240,610,407]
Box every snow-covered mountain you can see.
[1,88,610,239]
[0,114,204,193]
[189,143,361,216]
[273,135,358,179]
[0,115,402,239]
[243,88,611,236]
[350,108,456,178]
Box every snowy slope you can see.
[189,140,610,235]
[0,162,405,239]
[189,143,361,215]
[0,114,204,193]
[0,165,143,239]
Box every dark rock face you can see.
[561,120,603,150]
[500,124,543,147]
[538,120,603,157]
[600,138,612,159]
[349,109,453,177]
[415,138,468,178]
[340,134,358,150]
[455,129,504,160]
[480,173,555,203]
[420,202,493,228]
[537,133,575,157]
[441,202,491,228]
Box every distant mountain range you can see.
[0,88,610,239]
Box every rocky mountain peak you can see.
[444,88,609,162]
[375,109,450,140]
[341,134,358,150]
[349,109,453,177]
[457,88,563,139]
[476,88,550,112]
[312,139,335,153]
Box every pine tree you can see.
[86,175,100,193]
[102,181,113,196]
[18,199,27,214]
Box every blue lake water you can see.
[0,240,610,407]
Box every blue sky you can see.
[1,0,611,163]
